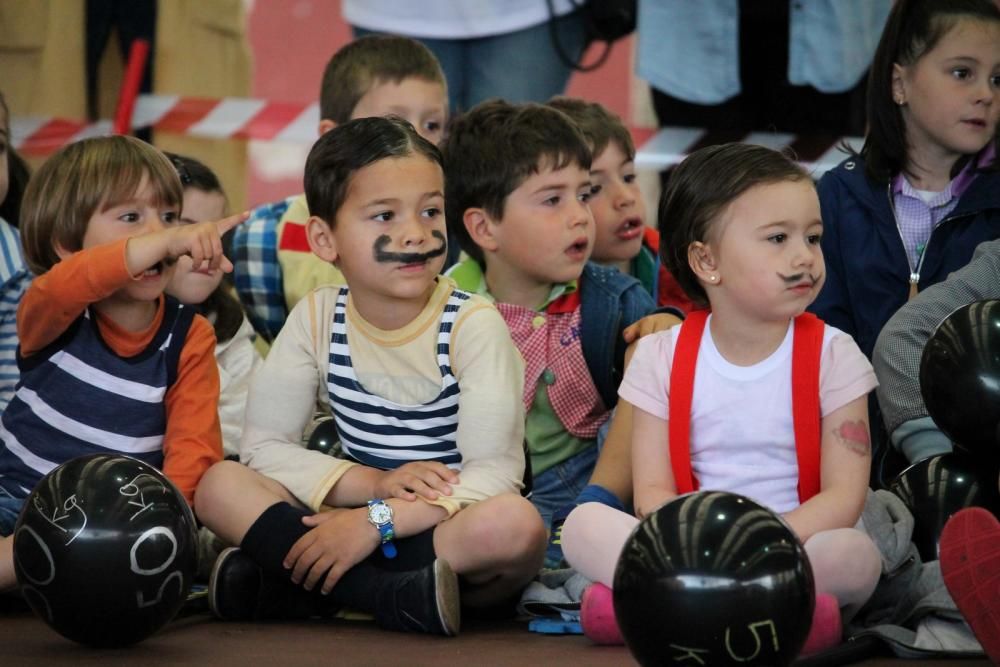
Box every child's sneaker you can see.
[207,547,338,622]
[208,547,264,620]
[375,558,460,636]
[580,583,623,645]
[544,509,569,569]
[940,507,1000,664]
[799,593,842,656]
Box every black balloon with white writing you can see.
[13,453,197,647]
[614,491,814,667]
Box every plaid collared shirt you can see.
[495,296,608,440]
[232,197,293,341]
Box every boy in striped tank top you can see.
[0,136,244,592]
[195,117,545,636]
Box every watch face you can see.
[369,503,392,525]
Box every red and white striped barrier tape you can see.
[11,94,320,156]
[13,92,861,179]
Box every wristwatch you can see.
[366,499,397,558]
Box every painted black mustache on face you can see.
[780,272,821,285]
[373,230,447,264]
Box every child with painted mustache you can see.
[194,116,544,637]
[560,143,883,656]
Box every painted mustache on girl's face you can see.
[372,230,447,264]
[780,272,821,286]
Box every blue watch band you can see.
[367,499,397,559]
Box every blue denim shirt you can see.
[637,0,891,104]
[578,262,656,410]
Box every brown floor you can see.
[1,607,992,667]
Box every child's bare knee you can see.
[469,495,545,559]
[193,460,243,520]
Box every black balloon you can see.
[888,453,1000,562]
[920,299,1000,459]
[13,454,197,647]
[613,492,814,667]
[306,417,339,457]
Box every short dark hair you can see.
[163,152,224,195]
[546,96,635,160]
[659,143,811,307]
[863,0,1000,183]
[304,116,443,226]
[319,35,447,124]
[442,99,592,266]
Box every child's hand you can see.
[164,211,248,273]
[126,211,248,278]
[373,462,459,502]
[284,508,379,594]
[623,312,682,343]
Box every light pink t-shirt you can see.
[620,316,877,513]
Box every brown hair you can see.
[442,99,592,266]
[320,35,447,124]
[546,96,635,160]
[659,143,811,306]
[862,0,1000,182]
[20,135,182,275]
[305,116,442,228]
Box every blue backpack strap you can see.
[232,197,291,342]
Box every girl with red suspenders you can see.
[560,143,883,654]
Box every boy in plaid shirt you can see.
[233,35,448,342]
[444,100,671,528]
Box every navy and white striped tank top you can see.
[326,286,469,471]
[0,298,194,498]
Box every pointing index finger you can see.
[215,211,250,235]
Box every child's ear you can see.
[688,241,719,284]
[463,208,499,253]
[307,216,338,263]
[318,119,338,136]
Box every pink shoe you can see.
[799,593,842,656]
[580,583,623,645]
[940,507,1000,665]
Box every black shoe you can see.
[208,547,265,621]
[208,547,342,621]
[375,558,460,636]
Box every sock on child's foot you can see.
[799,593,842,657]
[580,583,622,645]
[940,507,1000,664]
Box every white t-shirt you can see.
[342,0,577,39]
[620,316,877,514]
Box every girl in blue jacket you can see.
[811,0,1000,361]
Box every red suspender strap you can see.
[668,310,824,502]
[791,313,824,503]
[667,309,708,495]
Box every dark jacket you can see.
[810,155,1000,358]
[579,262,657,409]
